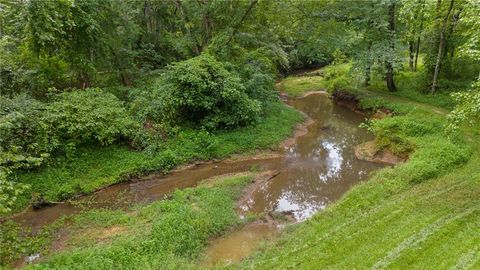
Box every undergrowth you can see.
[2,174,254,269]
[11,102,302,213]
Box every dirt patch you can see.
[331,90,362,112]
[371,110,390,120]
[49,225,129,256]
[331,90,393,119]
[99,225,127,239]
[354,140,406,165]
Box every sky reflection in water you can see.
[244,93,382,221]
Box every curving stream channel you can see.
[12,92,383,266]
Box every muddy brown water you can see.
[240,94,383,221]
[12,157,283,230]
[201,93,383,266]
[10,92,383,266]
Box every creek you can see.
[12,92,383,266]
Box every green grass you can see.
[277,76,327,97]
[237,153,480,269]
[279,62,458,111]
[7,66,479,269]
[1,174,254,269]
[232,72,480,269]
[278,63,356,97]
[12,102,303,213]
[368,70,455,110]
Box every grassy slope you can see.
[239,155,480,269]
[15,174,255,269]
[235,68,480,269]
[12,102,302,212]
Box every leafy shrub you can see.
[446,81,480,134]
[0,95,55,170]
[235,49,277,105]
[358,97,387,111]
[158,54,261,129]
[363,112,443,156]
[0,170,28,214]
[321,63,358,92]
[2,88,137,177]
[0,221,29,266]
[45,88,138,150]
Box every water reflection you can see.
[243,93,382,221]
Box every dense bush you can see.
[0,95,54,170]
[1,89,137,171]
[234,48,278,105]
[321,63,359,93]
[446,81,480,134]
[44,88,137,149]
[363,111,443,156]
[157,54,261,129]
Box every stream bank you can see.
[7,91,386,268]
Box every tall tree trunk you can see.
[365,42,372,87]
[386,2,397,92]
[443,9,461,74]
[431,0,455,94]
[409,41,415,71]
[414,0,425,71]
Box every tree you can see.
[400,0,427,71]
[446,81,480,134]
[431,0,455,94]
[386,1,397,92]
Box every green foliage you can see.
[321,63,360,93]
[0,89,136,172]
[157,54,261,129]
[23,174,253,269]
[0,221,31,266]
[45,88,137,148]
[446,81,480,134]
[12,102,301,212]
[0,170,28,214]
[0,89,137,213]
[363,110,443,156]
[233,48,278,104]
[0,219,57,267]
[0,95,53,171]
[279,63,357,97]
[239,80,476,270]
[278,75,326,97]
[358,97,387,111]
